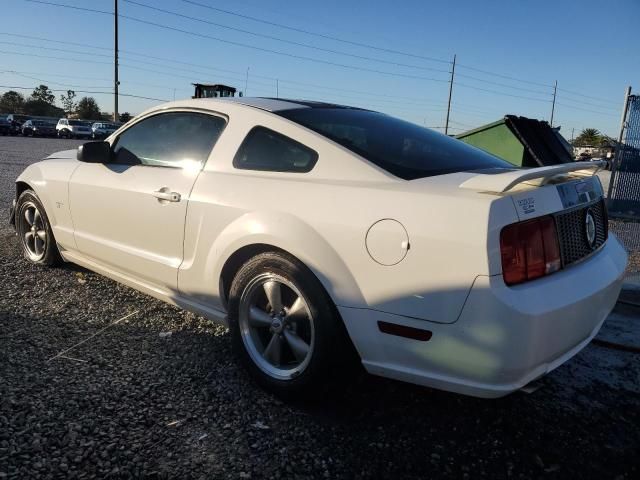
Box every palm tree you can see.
[574,128,601,146]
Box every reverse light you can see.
[500,215,561,286]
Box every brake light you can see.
[500,215,561,285]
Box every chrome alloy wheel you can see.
[238,273,315,380]
[18,202,47,262]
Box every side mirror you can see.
[77,141,111,163]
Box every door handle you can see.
[152,189,181,202]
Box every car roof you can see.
[155,97,364,113]
[134,97,374,125]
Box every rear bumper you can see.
[340,235,628,398]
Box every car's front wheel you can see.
[15,190,62,266]
[228,251,352,398]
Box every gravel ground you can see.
[1,136,639,479]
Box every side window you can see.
[233,126,318,173]
[112,112,226,168]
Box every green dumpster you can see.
[455,115,573,167]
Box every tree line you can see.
[0,85,131,122]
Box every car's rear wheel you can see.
[15,190,62,266]
[228,251,352,398]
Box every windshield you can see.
[277,108,512,180]
[69,120,91,126]
[33,121,53,126]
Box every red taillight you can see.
[500,215,561,285]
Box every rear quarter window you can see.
[233,126,318,173]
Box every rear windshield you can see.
[69,120,91,126]
[33,121,53,126]
[277,108,512,180]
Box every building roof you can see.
[192,83,237,90]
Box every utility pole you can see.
[245,67,249,96]
[617,86,632,145]
[444,54,456,136]
[570,127,574,143]
[550,80,557,127]
[276,79,279,98]
[609,86,632,199]
[113,0,119,122]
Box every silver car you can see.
[56,119,93,138]
[91,122,119,139]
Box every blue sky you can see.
[1,0,638,137]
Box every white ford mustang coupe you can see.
[10,98,627,398]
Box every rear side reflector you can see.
[500,215,561,285]
[377,321,432,341]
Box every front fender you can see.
[16,164,58,225]
[15,157,80,250]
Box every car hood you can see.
[45,149,78,161]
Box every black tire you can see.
[228,251,355,398]
[15,190,62,266]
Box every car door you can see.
[68,110,227,291]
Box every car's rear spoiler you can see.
[459,161,606,193]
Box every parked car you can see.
[0,117,10,135]
[21,120,57,137]
[91,122,119,139]
[10,98,627,399]
[56,119,93,138]
[6,114,31,135]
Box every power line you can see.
[0,42,269,88]
[24,0,111,14]
[455,82,553,103]
[0,84,168,101]
[125,0,450,74]
[0,31,451,105]
[0,40,113,59]
[0,32,112,52]
[555,95,618,112]
[20,0,450,83]
[0,70,108,81]
[0,49,113,66]
[456,63,554,88]
[455,72,552,97]
[556,87,618,105]
[1,70,110,89]
[5,57,445,110]
[1,69,190,97]
[448,119,476,128]
[181,0,624,107]
[20,0,620,113]
[118,14,450,83]
[555,102,619,117]
[180,0,451,65]
[0,63,447,117]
